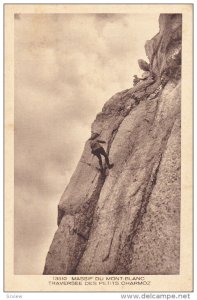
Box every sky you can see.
[14,13,159,274]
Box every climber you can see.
[89,132,114,172]
[133,75,142,86]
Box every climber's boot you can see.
[108,163,114,169]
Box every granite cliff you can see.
[43,14,181,275]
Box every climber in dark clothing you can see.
[89,132,114,171]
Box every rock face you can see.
[43,14,181,275]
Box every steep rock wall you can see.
[43,14,181,275]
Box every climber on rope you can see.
[89,132,114,172]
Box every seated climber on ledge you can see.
[89,132,114,172]
[133,75,142,86]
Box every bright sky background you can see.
[14,13,159,274]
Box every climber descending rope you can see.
[89,132,114,173]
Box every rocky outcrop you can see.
[43,14,181,275]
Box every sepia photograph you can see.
[4,3,193,292]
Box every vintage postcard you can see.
[4,4,193,292]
